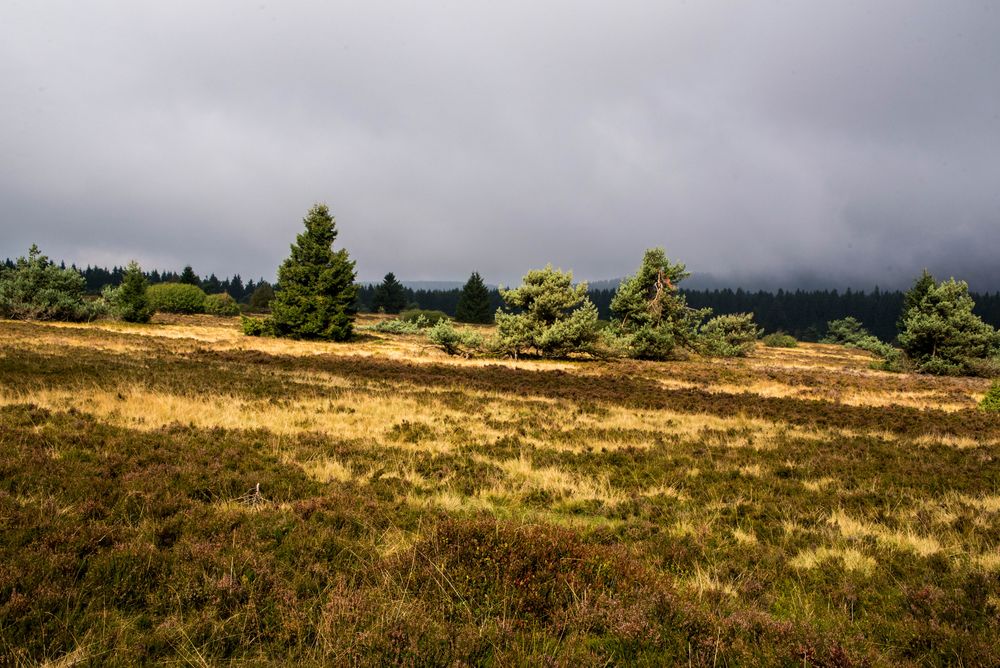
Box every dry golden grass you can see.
[790,546,877,575]
[830,510,942,557]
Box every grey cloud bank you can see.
[2,1,998,290]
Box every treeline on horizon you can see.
[360,283,1000,342]
[5,256,1000,342]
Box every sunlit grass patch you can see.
[297,457,355,484]
[686,564,736,598]
[790,546,876,575]
[802,477,837,492]
[830,510,942,557]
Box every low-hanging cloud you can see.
[1,1,998,290]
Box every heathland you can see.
[2,314,999,665]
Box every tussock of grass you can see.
[790,546,877,575]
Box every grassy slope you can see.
[1,315,999,666]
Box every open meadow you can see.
[2,314,999,666]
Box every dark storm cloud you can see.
[1,1,998,289]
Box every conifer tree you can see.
[611,248,710,360]
[227,274,245,301]
[898,276,999,374]
[372,272,407,314]
[179,265,199,285]
[269,204,357,340]
[455,271,492,323]
[106,260,153,323]
[494,266,600,358]
[248,282,275,311]
[898,269,935,332]
[202,273,221,294]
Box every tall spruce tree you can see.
[268,203,358,340]
[372,272,407,314]
[455,271,492,323]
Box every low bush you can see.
[824,317,903,371]
[762,331,798,348]
[399,309,449,326]
[981,381,1000,412]
[966,357,1000,379]
[147,283,206,314]
[428,320,484,357]
[699,313,761,357]
[204,292,240,316]
[0,245,104,322]
[823,317,876,346]
[241,315,274,336]
[370,317,425,334]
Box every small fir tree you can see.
[455,271,492,323]
[105,260,153,323]
[372,272,407,314]
[268,203,358,340]
[699,313,761,357]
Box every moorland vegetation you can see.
[3,203,1000,664]
[1,315,999,665]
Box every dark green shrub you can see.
[247,282,275,311]
[204,292,240,316]
[399,309,449,325]
[0,244,103,321]
[966,357,1000,379]
[823,317,903,371]
[981,381,1000,412]
[147,283,206,314]
[762,332,798,348]
[698,313,761,357]
[241,315,274,336]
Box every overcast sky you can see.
[2,1,999,289]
